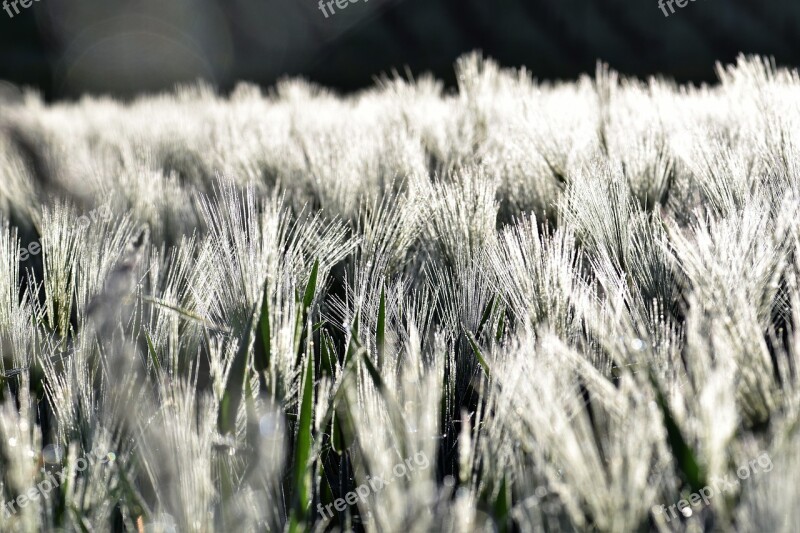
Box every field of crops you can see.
[0,54,798,532]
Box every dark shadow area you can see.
[1,0,799,99]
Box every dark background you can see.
[1,0,799,100]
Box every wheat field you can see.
[0,54,798,532]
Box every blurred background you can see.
[1,0,799,99]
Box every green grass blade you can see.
[320,329,336,377]
[217,304,257,435]
[476,294,496,339]
[361,350,386,395]
[359,347,408,457]
[464,327,492,379]
[493,475,511,533]
[254,281,271,378]
[143,329,161,377]
[294,259,320,365]
[332,316,362,455]
[302,259,320,312]
[289,330,315,531]
[647,367,705,493]
[343,309,360,368]
[495,303,506,342]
